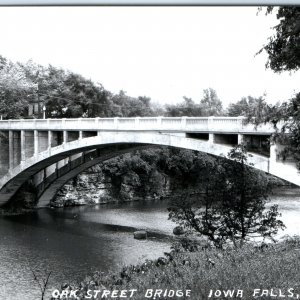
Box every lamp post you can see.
[43,105,46,119]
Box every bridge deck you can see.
[0,117,277,134]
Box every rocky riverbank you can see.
[51,168,290,209]
[51,165,171,208]
[51,164,289,209]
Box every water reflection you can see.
[0,200,173,300]
[0,189,299,300]
[268,188,300,238]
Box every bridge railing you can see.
[0,117,277,133]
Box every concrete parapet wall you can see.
[0,117,278,133]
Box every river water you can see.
[0,188,299,300]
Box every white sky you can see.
[0,6,299,107]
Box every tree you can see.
[0,55,164,120]
[200,88,223,116]
[168,146,285,248]
[165,97,203,117]
[252,93,300,169]
[227,97,249,117]
[258,7,300,73]
[164,89,224,117]
[107,90,157,117]
[253,7,300,168]
[28,261,52,300]
[0,57,35,119]
[21,61,68,118]
[227,95,273,123]
[158,148,216,191]
[21,61,111,118]
[61,72,110,118]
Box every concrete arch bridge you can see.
[0,116,298,207]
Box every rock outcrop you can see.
[51,167,171,207]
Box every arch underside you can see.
[0,132,297,207]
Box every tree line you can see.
[0,54,273,120]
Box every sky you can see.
[0,6,299,108]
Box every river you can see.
[0,188,299,300]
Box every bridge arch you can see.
[0,131,274,207]
[37,144,155,207]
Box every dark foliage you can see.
[258,7,300,73]
[168,146,285,248]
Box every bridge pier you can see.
[10,131,21,169]
[238,134,244,144]
[63,131,68,145]
[270,143,277,164]
[0,131,9,176]
[9,131,13,172]
[20,130,25,164]
[48,131,53,152]
[34,130,39,156]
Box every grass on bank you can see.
[54,237,300,300]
